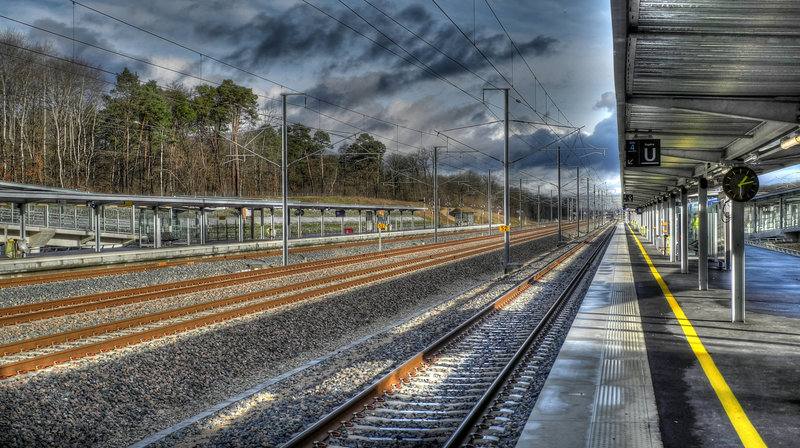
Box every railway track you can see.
[0,228,485,289]
[0,225,585,326]
[0,228,543,326]
[281,226,614,447]
[0,225,578,379]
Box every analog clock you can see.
[722,167,759,202]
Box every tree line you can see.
[1,31,561,219]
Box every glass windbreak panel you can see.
[686,199,724,259]
[711,200,725,260]
[688,201,699,257]
[787,199,800,228]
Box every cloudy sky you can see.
[2,0,621,199]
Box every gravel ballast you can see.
[0,228,595,447]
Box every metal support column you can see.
[681,188,689,273]
[154,207,161,249]
[250,208,255,240]
[576,167,580,237]
[270,208,275,239]
[669,193,676,262]
[298,211,303,238]
[200,207,207,245]
[358,210,362,234]
[586,177,589,234]
[753,203,759,233]
[502,88,510,266]
[321,209,325,237]
[557,147,562,242]
[238,209,244,243]
[95,205,102,253]
[260,208,265,239]
[487,169,492,235]
[434,146,442,243]
[731,199,745,322]
[698,179,709,290]
[18,203,27,243]
[131,205,136,237]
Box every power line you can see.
[430,0,573,137]
[306,1,568,154]
[482,0,574,128]
[59,2,444,143]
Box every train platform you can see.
[0,225,474,276]
[517,222,800,447]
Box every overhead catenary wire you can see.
[16,3,445,145]
[0,14,435,159]
[3,2,591,184]
[305,0,572,155]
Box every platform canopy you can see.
[0,181,425,214]
[612,0,800,207]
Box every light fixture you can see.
[780,135,800,150]
[743,152,759,165]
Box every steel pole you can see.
[281,94,289,266]
[731,199,745,322]
[698,179,709,290]
[576,167,580,236]
[537,185,540,226]
[434,146,443,243]
[487,169,492,235]
[502,89,510,267]
[557,147,562,242]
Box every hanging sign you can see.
[625,139,661,167]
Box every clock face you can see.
[722,167,759,202]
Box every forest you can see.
[1,31,567,220]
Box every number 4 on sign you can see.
[498,225,510,232]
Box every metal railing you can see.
[745,239,800,257]
[0,204,137,233]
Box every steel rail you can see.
[443,226,614,447]
[1,222,590,288]
[0,227,549,326]
[280,224,612,448]
[0,228,488,288]
[0,228,561,378]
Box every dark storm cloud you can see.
[213,5,353,65]
[29,18,114,58]
[593,91,615,113]
[397,4,431,23]
[217,2,560,106]
[517,35,559,57]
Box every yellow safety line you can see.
[626,224,766,448]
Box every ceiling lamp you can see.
[780,135,800,150]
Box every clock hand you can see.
[737,175,754,187]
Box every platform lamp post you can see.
[281,92,304,266]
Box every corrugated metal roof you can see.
[0,182,425,213]
[612,0,800,207]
